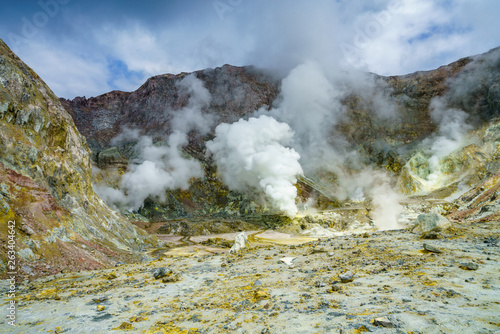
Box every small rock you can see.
[105,272,117,280]
[339,271,354,283]
[53,326,66,334]
[153,267,171,279]
[316,281,327,288]
[459,262,479,270]
[311,248,327,254]
[96,305,105,312]
[373,317,395,328]
[114,322,133,330]
[330,285,342,292]
[92,296,109,304]
[423,243,443,253]
[162,272,182,283]
[253,290,270,301]
[280,257,297,266]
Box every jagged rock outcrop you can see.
[60,65,280,149]
[0,39,157,278]
[447,171,500,223]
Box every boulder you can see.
[411,213,451,234]
[230,232,248,253]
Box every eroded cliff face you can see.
[0,39,157,278]
[60,47,500,223]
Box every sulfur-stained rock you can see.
[92,296,109,304]
[253,290,270,301]
[0,38,157,278]
[459,262,479,270]
[105,272,118,280]
[162,272,182,283]
[113,322,133,330]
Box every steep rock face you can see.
[0,39,156,278]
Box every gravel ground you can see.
[1,213,499,334]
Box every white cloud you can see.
[341,0,500,74]
[11,38,111,98]
[1,0,499,98]
[95,22,174,76]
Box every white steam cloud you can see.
[260,61,346,173]
[425,96,472,185]
[368,171,404,230]
[95,74,212,211]
[255,61,404,226]
[335,168,403,230]
[119,132,204,211]
[206,115,303,218]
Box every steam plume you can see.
[420,95,472,188]
[206,115,303,218]
[257,61,404,225]
[95,74,212,211]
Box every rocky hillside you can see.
[0,39,158,279]
[60,65,280,148]
[60,47,500,221]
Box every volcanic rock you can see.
[411,213,451,234]
[0,38,157,278]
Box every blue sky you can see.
[1,0,499,98]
